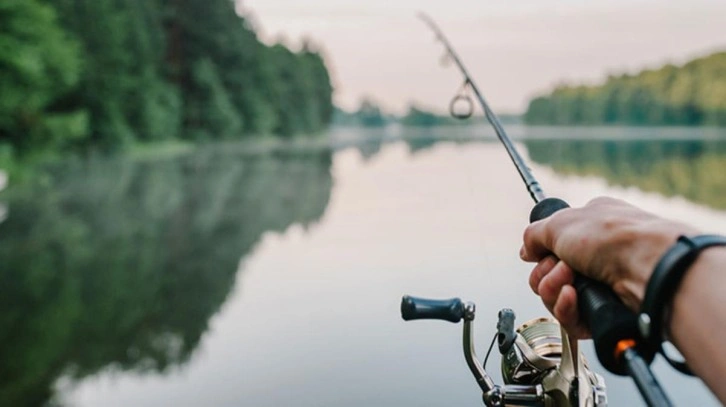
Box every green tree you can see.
[0,0,86,153]
[524,52,726,126]
[184,58,243,140]
[1,0,336,162]
[356,99,388,127]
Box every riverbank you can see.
[5,123,726,189]
[0,135,336,189]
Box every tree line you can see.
[525,51,726,126]
[333,100,521,128]
[0,0,334,160]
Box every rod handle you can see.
[400,295,465,323]
[529,198,651,375]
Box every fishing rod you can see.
[418,14,545,205]
[401,14,673,407]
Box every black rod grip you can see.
[529,198,650,375]
[529,197,571,223]
[401,295,465,323]
[573,275,644,375]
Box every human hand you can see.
[520,197,699,339]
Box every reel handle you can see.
[529,198,650,375]
[401,295,465,323]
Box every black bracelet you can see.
[639,234,726,374]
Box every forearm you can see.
[669,247,726,404]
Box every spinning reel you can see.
[401,296,607,407]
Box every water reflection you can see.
[3,129,726,407]
[524,138,726,209]
[354,127,726,211]
[59,139,718,407]
[0,146,333,406]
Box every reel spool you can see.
[502,318,562,384]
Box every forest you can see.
[524,51,726,126]
[0,0,334,162]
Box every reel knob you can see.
[400,295,465,323]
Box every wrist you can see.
[614,220,700,310]
[637,234,726,374]
[669,246,726,343]
[667,245,726,401]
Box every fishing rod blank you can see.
[419,13,672,406]
[418,13,545,205]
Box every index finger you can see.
[521,207,576,262]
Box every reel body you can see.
[401,296,607,407]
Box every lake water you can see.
[1,125,725,406]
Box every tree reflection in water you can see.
[0,145,333,406]
[4,134,726,406]
[398,135,726,210]
[525,139,726,209]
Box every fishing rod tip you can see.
[417,11,432,22]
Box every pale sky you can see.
[241,0,726,114]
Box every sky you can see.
[241,0,726,114]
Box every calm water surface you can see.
[1,126,725,406]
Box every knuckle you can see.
[539,274,559,300]
[523,224,541,252]
[600,215,619,231]
[523,224,534,243]
[544,222,560,252]
[545,206,573,232]
[529,270,539,293]
[587,196,616,207]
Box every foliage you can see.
[0,0,85,152]
[356,99,389,127]
[333,99,391,128]
[401,105,456,126]
[524,51,726,126]
[0,0,334,159]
